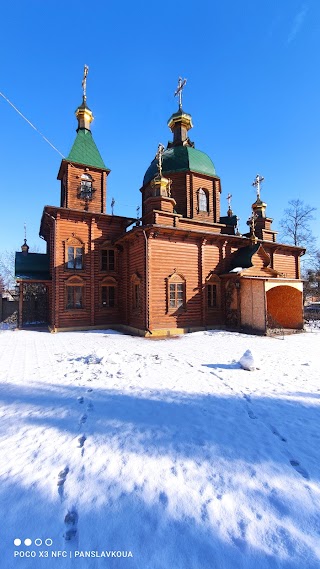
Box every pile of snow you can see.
[0,328,320,569]
[239,348,256,371]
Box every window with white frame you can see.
[67,246,83,270]
[167,273,186,311]
[198,188,208,212]
[79,173,93,200]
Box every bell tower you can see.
[141,78,221,223]
[57,65,110,213]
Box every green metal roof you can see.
[15,253,51,281]
[143,146,216,186]
[67,129,108,170]
[229,243,260,270]
[220,214,238,227]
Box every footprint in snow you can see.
[77,396,84,404]
[159,492,168,508]
[231,519,248,552]
[242,393,251,403]
[201,503,209,522]
[270,425,287,443]
[87,388,93,393]
[290,460,309,480]
[57,467,69,498]
[247,408,257,420]
[79,414,87,425]
[57,466,69,485]
[64,508,78,542]
[78,435,86,448]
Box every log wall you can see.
[60,163,108,214]
[273,250,297,278]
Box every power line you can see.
[0,91,65,159]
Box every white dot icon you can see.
[14,539,21,546]
[24,539,32,546]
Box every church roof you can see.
[15,253,51,281]
[143,146,216,186]
[229,243,260,270]
[220,214,238,227]
[67,129,108,170]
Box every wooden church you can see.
[15,73,305,335]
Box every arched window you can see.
[167,272,186,311]
[79,173,93,200]
[65,237,84,270]
[65,276,85,310]
[100,277,117,308]
[198,188,208,213]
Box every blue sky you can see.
[1,0,319,255]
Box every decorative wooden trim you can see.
[99,276,118,309]
[65,276,85,310]
[166,271,186,313]
[65,235,84,246]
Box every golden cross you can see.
[249,210,258,233]
[156,143,165,176]
[174,77,187,109]
[82,64,89,101]
[252,174,264,200]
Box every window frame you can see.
[101,248,116,272]
[166,272,186,312]
[205,274,221,311]
[197,188,209,213]
[79,173,93,200]
[100,277,117,309]
[65,276,85,310]
[65,237,84,272]
[67,246,83,270]
[207,283,217,309]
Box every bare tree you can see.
[0,274,5,294]
[279,199,317,250]
[0,250,16,289]
[304,250,320,301]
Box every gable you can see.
[228,243,280,277]
[251,247,271,269]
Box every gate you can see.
[22,283,49,325]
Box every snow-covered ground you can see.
[0,327,320,569]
